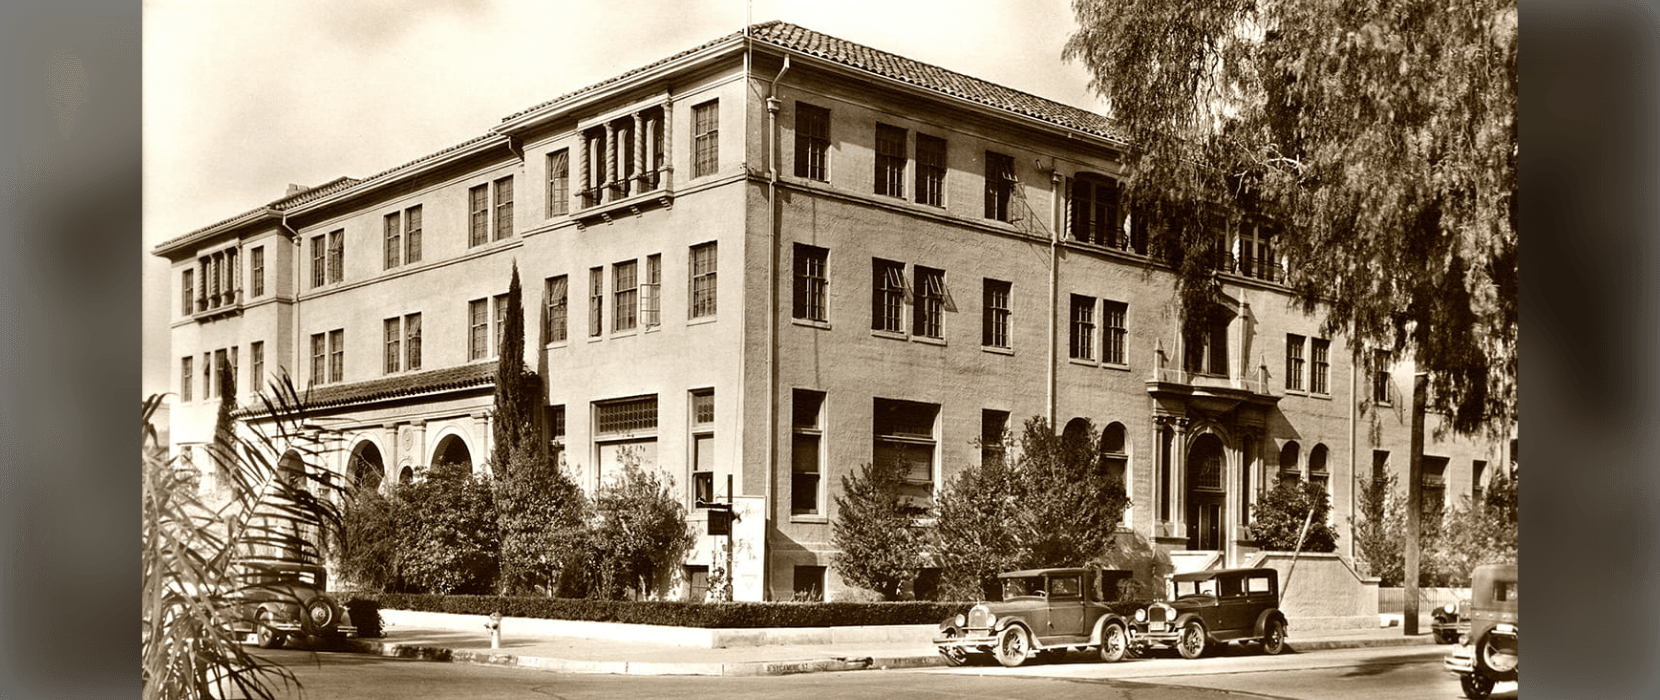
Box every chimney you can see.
[286,183,309,197]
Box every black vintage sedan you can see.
[1139,567,1289,659]
[934,567,1148,668]
[230,560,356,649]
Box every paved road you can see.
[247,642,1512,700]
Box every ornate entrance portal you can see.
[1186,433,1226,551]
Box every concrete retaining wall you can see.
[1244,551,1380,630]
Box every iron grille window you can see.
[1286,335,1306,391]
[1312,338,1331,394]
[871,259,905,332]
[643,255,661,329]
[793,244,828,322]
[692,390,715,427]
[690,243,717,318]
[594,395,658,436]
[693,100,719,178]
[913,266,944,338]
[588,267,604,337]
[1070,295,1096,360]
[547,149,569,217]
[494,176,514,240]
[984,151,1014,221]
[384,212,401,269]
[613,260,638,332]
[915,134,945,206]
[181,357,192,401]
[874,123,906,197]
[982,278,1010,348]
[469,184,489,247]
[405,205,422,263]
[405,313,421,370]
[546,275,569,342]
[251,247,265,296]
[1103,301,1127,364]
[327,230,343,283]
[794,102,829,181]
[469,299,489,360]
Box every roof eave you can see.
[151,207,281,259]
[496,37,749,136]
[283,135,514,219]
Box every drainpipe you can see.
[281,212,301,396]
[1046,167,1061,427]
[762,53,791,602]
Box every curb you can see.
[343,632,1436,676]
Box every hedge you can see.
[343,593,968,628]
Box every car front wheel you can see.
[1099,622,1128,663]
[1260,619,1286,655]
[254,610,286,650]
[1176,620,1207,659]
[1461,672,1495,699]
[994,626,1032,668]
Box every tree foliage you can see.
[496,450,590,596]
[584,450,696,600]
[394,461,500,594]
[335,483,403,592]
[1066,0,1518,432]
[491,261,541,476]
[1247,478,1339,552]
[831,457,928,601]
[1350,468,1517,587]
[931,417,1133,599]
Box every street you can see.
[249,642,1516,700]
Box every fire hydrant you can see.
[485,612,503,650]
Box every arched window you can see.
[1278,441,1301,487]
[1098,422,1128,486]
[1308,444,1329,493]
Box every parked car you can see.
[1432,596,1471,644]
[933,567,1149,668]
[1444,563,1518,699]
[229,560,356,649]
[1139,567,1288,659]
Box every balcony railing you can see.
[1150,365,1274,395]
[194,288,244,320]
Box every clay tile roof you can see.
[501,21,1122,143]
[154,176,360,252]
[283,362,496,413]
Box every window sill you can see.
[1068,357,1099,368]
[688,315,718,327]
[610,329,640,339]
[1309,392,1333,401]
[982,345,1014,356]
[1285,389,1307,397]
[910,335,946,347]
[789,514,828,524]
[1102,362,1131,372]
[871,329,907,341]
[587,335,605,344]
[644,325,662,334]
[545,340,570,350]
[792,318,832,330]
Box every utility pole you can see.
[1403,372,1427,635]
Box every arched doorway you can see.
[277,450,306,490]
[432,433,472,470]
[1186,434,1226,551]
[348,441,385,492]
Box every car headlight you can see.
[1135,608,1147,623]
[1443,603,1457,615]
[954,614,966,628]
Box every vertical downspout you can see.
[282,213,301,393]
[763,50,791,602]
[1046,169,1061,426]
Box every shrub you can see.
[585,450,696,600]
[354,593,965,628]
[394,461,499,594]
[495,450,589,596]
[342,598,384,638]
[831,457,927,601]
[1247,478,1339,552]
[335,484,402,592]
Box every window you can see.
[181,269,194,315]
[1472,460,1488,505]
[793,244,829,322]
[328,329,343,383]
[981,409,1009,467]
[1070,175,1121,246]
[327,229,343,283]
[1070,294,1096,360]
[469,184,489,247]
[1309,444,1329,493]
[690,242,717,318]
[1185,314,1230,376]
[1279,442,1301,487]
[547,149,570,217]
[195,250,241,312]
[250,341,263,392]
[1312,338,1331,394]
[384,212,402,269]
[693,100,719,178]
[643,255,661,329]
[213,349,227,398]
[915,133,945,206]
[871,259,905,333]
[984,151,1014,221]
[547,405,567,465]
[310,235,326,288]
[685,565,710,601]
[874,123,906,197]
[793,566,826,602]
[1423,456,1449,518]
[594,395,659,484]
[404,313,421,370]
[1286,335,1306,391]
[180,357,193,402]
[494,176,514,240]
[469,299,490,360]
[913,266,945,339]
[310,333,325,385]
[794,102,830,180]
[494,294,509,353]
[384,317,401,374]
[1103,301,1128,365]
[1371,350,1392,403]
[691,389,715,507]
[613,260,639,332]
[251,246,265,296]
[546,275,569,342]
[588,267,604,337]
[792,389,824,516]
[982,278,1011,348]
[874,398,939,508]
[405,205,422,263]
[1240,224,1276,280]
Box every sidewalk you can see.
[339,614,1441,677]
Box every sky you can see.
[141,0,1113,397]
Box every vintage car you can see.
[1432,596,1472,644]
[230,560,356,649]
[1140,567,1288,659]
[933,567,1148,667]
[1444,563,1518,699]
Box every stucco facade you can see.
[154,22,1510,602]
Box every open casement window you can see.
[326,230,343,283]
[791,389,825,515]
[912,266,945,339]
[984,151,1015,221]
[873,398,938,509]
[404,313,421,370]
[871,259,906,332]
[1069,175,1122,247]
[643,255,662,329]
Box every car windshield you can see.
[1173,578,1218,597]
[1002,576,1046,599]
